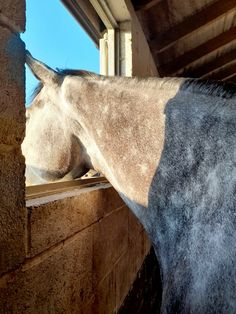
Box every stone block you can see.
[92,272,116,314]
[128,230,148,282]
[117,248,162,314]
[128,209,144,240]
[0,26,25,146]
[143,231,151,256]
[101,187,124,216]
[93,206,129,284]
[114,251,133,311]
[0,147,25,275]
[127,209,151,276]
[79,300,95,314]
[0,227,94,314]
[0,0,25,32]
[28,187,125,257]
[129,210,151,255]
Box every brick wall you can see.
[0,186,151,313]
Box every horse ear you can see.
[25,50,59,85]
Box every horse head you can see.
[22,52,92,185]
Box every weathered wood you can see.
[206,62,236,80]
[225,73,236,83]
[133,0,163,11]
[149,0,236,52]
[158,26,236,76]
[26,177,108,200]
[183,48,236,78]
[60,0,105,46]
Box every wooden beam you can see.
[133,0,163,11]
[60,0,105,46]
[150,0,236,53]
[26,177,108,200]
[225,74,236,83]
[183,48,236,78]
[157,26,236,76]
[206,62,236,80]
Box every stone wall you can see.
[0,186,150,313]
[0,0,26,276]
[118,247,162,314]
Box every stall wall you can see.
[0,0,26,276]
[0,186,150,313]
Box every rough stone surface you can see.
[93,270,116,314]
[0,228,94,314]
[0,186,152,313]
[93,206,128,283]
[128,209,144,237]
[118,247,162,314]
[128,211,151,278]
[101,187,125,216]
[0,26,25,146]
[114,251,133,311]
[28,187,125,256]
[0,147,25,275]
[0,0,25,32]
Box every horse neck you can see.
[65,76,184,206]
[64,77,236,309]
[67,75,236,312]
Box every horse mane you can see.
[30,67,236,102]
[57,69,100,79]
[182,78,236,100]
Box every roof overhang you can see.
[60,0,106,46]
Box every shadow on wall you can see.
[118,247,162,314]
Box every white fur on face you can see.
[22,83,89,185]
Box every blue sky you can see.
[21,0,99,105]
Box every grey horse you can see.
[22,52,236,314]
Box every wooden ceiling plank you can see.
[61,0,104,46]
[183,48,236,78]
[225,73,236,83]
[222,73,236,81]
[158,26,236,76]
[150,0,236,53]
[133,0,163,11]
[206,62,236,80]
